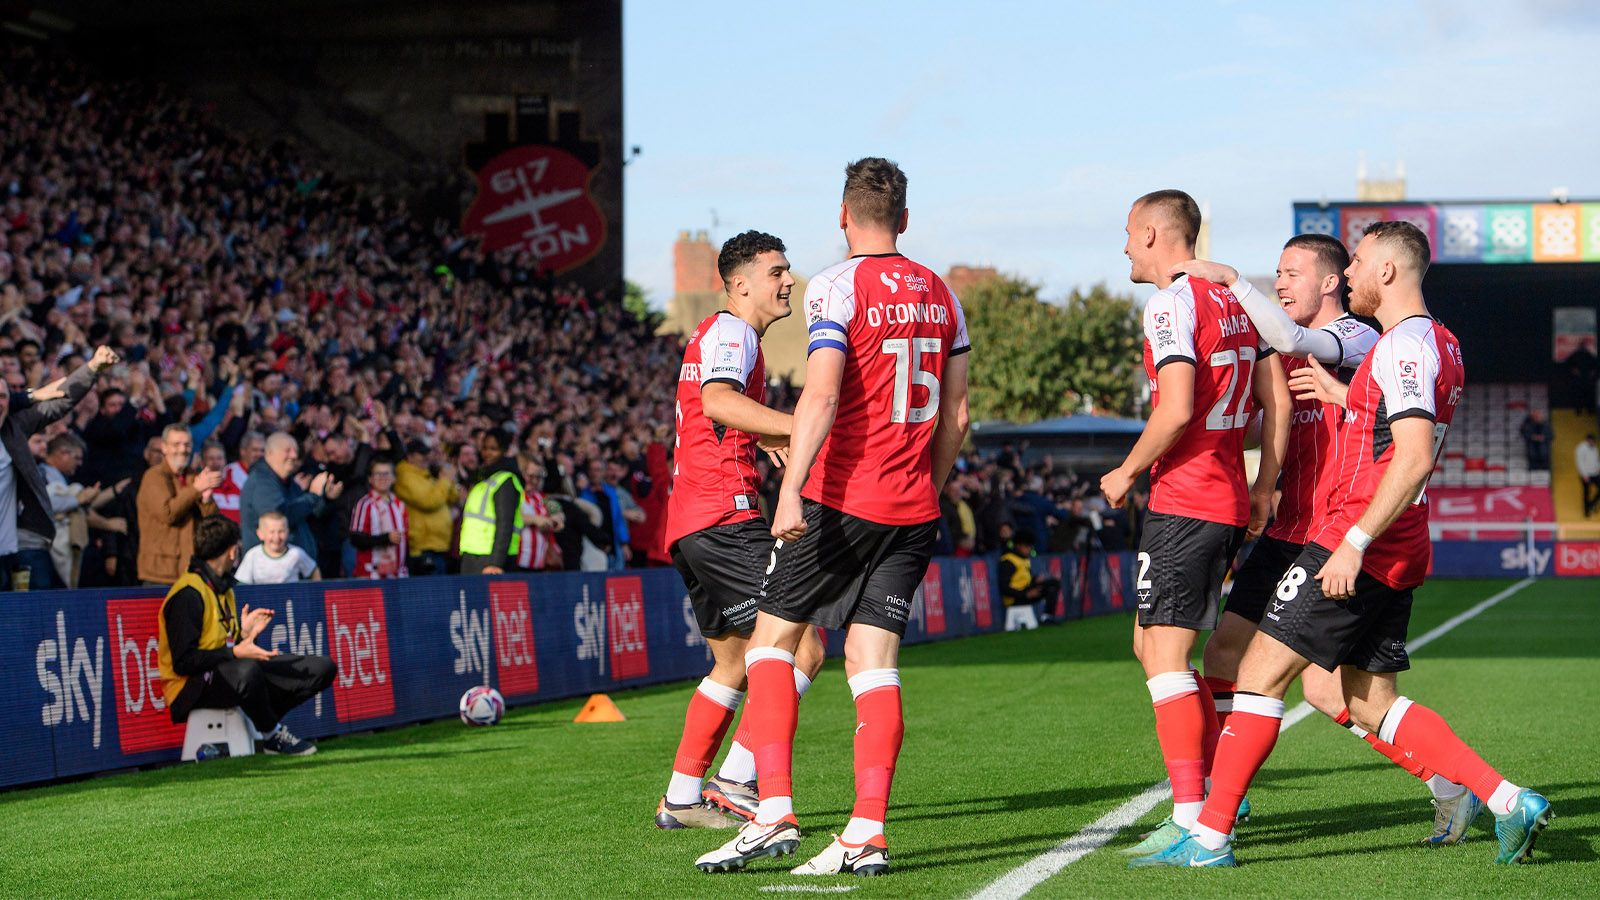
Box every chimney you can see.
[674,230,720,295]
[944,265,999,296]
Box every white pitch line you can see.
[969,576,1535,900]
[759,886,858,894]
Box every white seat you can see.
[1004,604,1039,632]
[181,707,259,761]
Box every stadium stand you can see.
[0,37,679,581]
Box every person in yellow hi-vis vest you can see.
[998,530,1061,624]
[157,515,337,756]
[459,428,524,575]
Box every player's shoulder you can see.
[703,310,756,341]
[1322,314,1378,341]
[811,257,867,292]
[1144,276,1197,323]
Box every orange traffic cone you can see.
[574,693,626,723]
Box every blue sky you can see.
[621,0,1599,306]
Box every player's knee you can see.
[793,637,825,682]
[707,657,748,691]
[1302,679,1345,718]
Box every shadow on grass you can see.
[1222,780,1598,865]
[803,779,1161,824]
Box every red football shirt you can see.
[664,311,766,550]
[1268,316,1380,544]
[1143,274,1270,528]
[1313,316,1464,590]
[801,254,970,526]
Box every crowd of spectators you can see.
[1,39,685,589]
[1,40,1143,593]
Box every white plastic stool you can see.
[1004,604,1039,631]
[181,707,259,761]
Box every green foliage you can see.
[623,280,661,327]
[961,276,1143,422]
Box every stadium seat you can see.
[181,708,259,761]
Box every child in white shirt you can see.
[236,510,321,584]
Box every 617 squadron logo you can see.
[462,145,606,274]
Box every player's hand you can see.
[1099,467,1135,509]
[771,494,807,542]
[1169,259,1238,286]
[1247,490,1273,541]
[757,434,789,467]
[1315,541,1363,600]
[232,638,277,661]
[1290,357,1349,408]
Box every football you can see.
[459,686,505,726]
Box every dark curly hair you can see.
[717,231,787,284]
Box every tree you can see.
[960,277,1142,423]
[624,280,662,328]
[1059,283,1144,417]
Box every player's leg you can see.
[793,517,932,877]
[743,612,813,824]
[660,535,756,828]
[660,631,747,829]
[710,626,825,819]
[1135,543,1352,866]
[1346,671,1549,862]
[695,611,811,872]
[1134,514,1236,834]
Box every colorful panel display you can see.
[1295,201,1600,264]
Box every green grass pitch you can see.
[2,577,1594,899]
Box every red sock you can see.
[852,685,904,823]
[1193,674,1221,778]
[672,689,737,776]
[746,655,799,801]
[1152,691,1208,804]
[1203,676,1235,731]
[1387,699,1504,802]
[1197,694,1283,836]
[1331,706,1434,782]
[730,719,752,758]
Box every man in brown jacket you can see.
[137,424,223,585]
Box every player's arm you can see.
[1101,361,1193,508]
[701,383,792,438]
[1315,416,1436,599]
[930,351,970,491]
[1248,352,1291,540]
[1174,259,1343,364]
[771,347,844,542]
